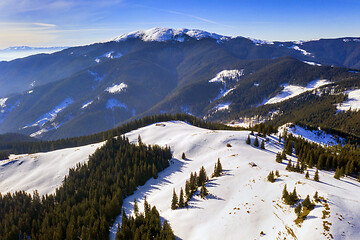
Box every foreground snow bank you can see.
[0,142,105,196]
[110,121,360,240]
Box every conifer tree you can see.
[171,189,178,210]
[246,135,251,145]
[217,158,222,173]
[267,171,275,183]
[305,171,309,179]
[276,152,282,163]
[281,150,287,160]
[286,159,292,171]
[138,135,143,145]
[302,195,312,209]
[133,199,139,216]
[185,180,191,201]
[250,130,254,135]
[282,185,289,200]
[181,152,186,160]
[254,136,259,147]
[200,185,209,199]
[313,191,319,201]
[314,169,319,182]
[294,203,302,216]
[178,188,185,208]
[261,140,265,149]
[198,166,207,186]
[275,170,280,177]
[334,167,341,179]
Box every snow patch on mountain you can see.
[249,38,274,45]
[209,69,244,84]
[81,100,93,109]
[0,98,8,108]
[215,102,231,111]
[113,27,231,42]
[264,79,331,105]
[343,38,360,43]
[303,61,322,66]
[336,89,360,111]
[109,121,360,240]
[106,83,127,93]
[95,51,123,63]
[278,123,344,146]
[288,45,312,56]
[24,98,73,130]
[0,142,105,196]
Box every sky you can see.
[1,0,360,48]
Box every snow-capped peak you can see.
[112,27,232,42]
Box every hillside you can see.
[108,121,360,240]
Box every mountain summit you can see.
[112,27,233,42]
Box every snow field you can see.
[0,141,105,196]
[336,89,360,111]
[110,121,360,240]
[264,79,331,105]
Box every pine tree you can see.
[171,189,178,210]
[181,152,186,160]
[198,166,207,186]
[133,198,139,216]
[302,195,312,209]
[294,203,302,216]
[276,152,282,163]
[178,188,185,208]
[282,185,289,200]
[138,135,143,145]
[313,191,319,201]
[250,130,254,135]
[305,171,309,179]
[334,167,341,179]
[185,180,191,201]
[200,185,209,199]
[281,150,287,160]
[267,171,275,183]
[246,135,251,145]
[275,170,280,177]
[261,140,265,149]
[217,158,222,173]
[286,159,292,171]
[314,169,319,182]
[254,136,259,147]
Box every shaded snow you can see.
[88,70,105,83]
[109,121,360,240]
[113,27,231,42]
[106,98,128,110]
[95,51,123,63]
[0,142,105,196]
[336,89,360,111]
[106,83,127,93]
[215,102,231,111]
[264,79,331,105]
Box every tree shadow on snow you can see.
[206,193,225,201]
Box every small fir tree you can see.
[267,171,275,183]
[281,150,287,160]
[254,136,259,147]
[276,152,282,163]
[294,203,302,216]
[200,185,209,199]
[250,130,254,135]
[275,170,280,177]
[334,167,341,179]
[246,135,251,145]
[181,152,186,160]
[302,195,312,209]
[261,140,265,149]
[313,191,319,201]
[133,198,139,216]
[171,189,178,210]
[314,169,319,182]
[282,185,289,200]
[178,188,185,208]
[305,171,309,179]
[217,158,222,173]
[198,166,207,186]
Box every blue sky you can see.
[1,0,360,48]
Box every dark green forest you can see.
[0,135,172,239]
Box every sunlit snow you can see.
[106,83,128,93]
[0,98,8,108]
[264,79,331,105]
[336,89,360,111]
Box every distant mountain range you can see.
[0,27,359,140]
[0,46,67,62]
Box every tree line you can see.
[0,135,172,239]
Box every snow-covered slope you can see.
[278,123,344,146]
[109,121,360,240]
[264,79,331,105]
[0,142,104,196]
[113,27,231,42]
[336,89,360,111]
